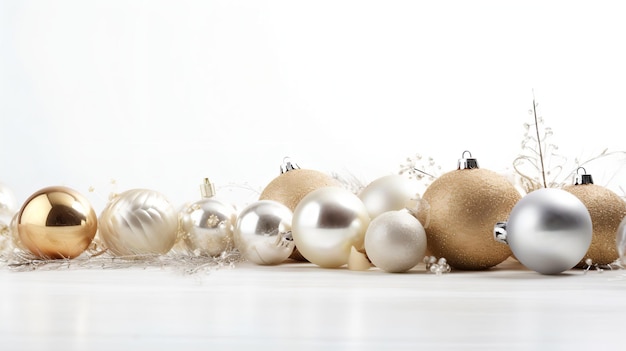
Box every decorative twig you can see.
[532,91,547,188]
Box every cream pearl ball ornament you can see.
[364,210,427,273]
[358,174,421,218]
[562,168,626,267]
[180,179,237,257]
[99,189,178,257]
[234,200,294,265]
[292,187,370,268]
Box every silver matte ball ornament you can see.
[99,189,179,257]
[234,200,294,265]
[292,187,371,268]
[364,211,427,273]
[494,188,592,275]
[358,174,421,218]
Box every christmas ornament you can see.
[0,182,17,225]
[180,179,237,256]
[562,168,626,267]
[347,246,371,271]
[416,151,521,270]
[234,200,294,265]
[99,189,178,257]
[292,187,370,268]
[259,158,340,261]
[358,174,421,218]
[364,210,427,273]
[617,217,626,266]
[15,186,97,259]
[259,158,341,211]
[494,188,593,275]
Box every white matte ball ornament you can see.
[234,200,294,265]
[99,189,179,257]
[358,175,420,218]
[365,211,427,273]
[292,187,371,268]
[494,188,592,275]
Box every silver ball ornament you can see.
[99,189,179,257]
[494,188,592,275]
[181,199,236,256]
[292,187,370,268]
[364,211,427,273]
[358,175,420,218]
[234,200,294,265]
[617,217,626,266]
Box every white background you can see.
[2,0,626,212]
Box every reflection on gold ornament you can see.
[562,168,626,267]
[417,152,521,270]
[259,158,340,261]
[16,186,98,259]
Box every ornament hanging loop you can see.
[573,167,594,185]
[280,157,301,174]
[458,150,479,170]
[200,178,216,198]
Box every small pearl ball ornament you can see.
[364,210,427,273]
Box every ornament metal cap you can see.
[200,178,216,198]
[573,167,594,185]
[457,150,479,170]
[280,157,300,174]
[494,222,508,244]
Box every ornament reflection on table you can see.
[364,210,427,273]
[180,179,237,257]
[259,158,340,261]
[562,168,626,267]
[99,189,178,257]
[416,151,521,270]
[15,186,98,259]
[234,200,294,265]
[494,188,592,275]
[292,187,370,268]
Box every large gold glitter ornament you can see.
[259,158,340,261]
[16,186,98,259]
[562,168,626,266]
[416,152,521,270]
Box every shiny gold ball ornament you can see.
[99,189,178,257]
[259,158,340,261]
[416,151,521,270]
[16,186,98,259]
[562,168,626,266]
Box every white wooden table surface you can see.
[1,258,624,350]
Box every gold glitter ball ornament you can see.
[16,186,98,259]
[562,169,626,266]
[416,152,521,270]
